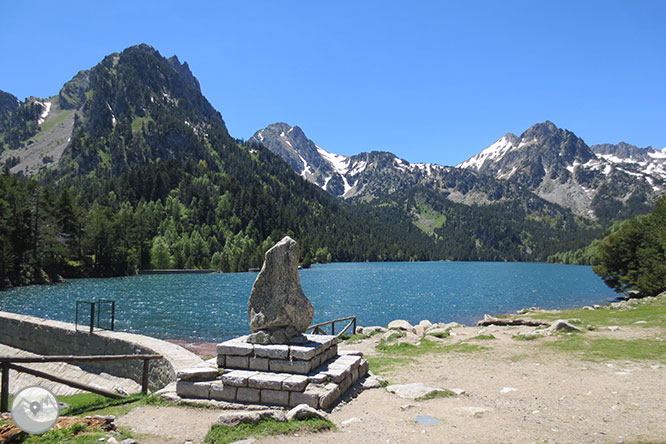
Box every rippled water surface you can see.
[0,262,618,342]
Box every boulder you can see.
[386,382,448,399]
[425,327,450,338]
[216,410,285,427]
[546,319,582,334]
[247,236,314,344]
[387,320,413,331]
[360,375,386,389]
[357,325,386,335]
[286,404,327,421]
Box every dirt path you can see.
[116,406,221,444]
[117,322,666,444]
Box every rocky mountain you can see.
[1,44,457,286]
[0,90,20,119]
[251,122,602,257]
[458,121,663,221]
[252,122,489,202]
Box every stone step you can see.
[176,353,369,409]
[217,334,338,375]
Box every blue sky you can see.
[1,1,664,166]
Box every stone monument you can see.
[175,236,369,409]
[247,236,314,344]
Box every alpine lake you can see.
[0,262,619,342]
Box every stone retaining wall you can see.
[0,311,202,391]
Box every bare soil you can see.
[118,322,666,444]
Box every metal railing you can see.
[306,316,357,337]
[75,299,116,333]
[0,353,161,412]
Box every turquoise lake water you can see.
[0,262,619,342]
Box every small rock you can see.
[113,386,130,396]
[359,326,386,335]
[500,387,517,394]
[414,415,441,426]
[608,326,620,331]
[386,382,446,399]
[546,320,582,334]
[361,375,385,389]
[92,415,115,422]
[425,327,450,338]
[159,392,181,403]
[340,417,360,425]
[229,439,256,444]
[106,438,119,444]
[119,440,138,444]
[217,410,285,426]
[454,406,492,416]
[286,404,327,421]
[381,330,405,341]
[451,388,466,396]
[400,404,415,411]
[413,325,426,336]
[417,320,433,329]
[634,320,648,324]
[388,319,413,331]
[583,306,595,310]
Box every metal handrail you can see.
[0,353,162,412]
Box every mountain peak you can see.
[521,120,560,139]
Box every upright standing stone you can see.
[247,236,314,344]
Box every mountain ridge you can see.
[252,121,663,223]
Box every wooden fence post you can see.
[1,361,9,412]
[141,359,150,394]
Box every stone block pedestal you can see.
[176,334,369,410]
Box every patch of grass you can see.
[416,389,456,401]
[204,417,334,444]
[377,338,443,356]
[366,355,416,374]
[528,297,666,329]
[370,338,486,374]
[513,333,542,341]
[383,331,406,342]
[35,108,75,136]
[545,336,666,362]
[14,425,111,444]
[439,342,487,353]
[340,333,369,343]
[470,334,496,340]
[59,393,144,417]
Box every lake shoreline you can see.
[165,291,630,357]
[0,262,618,343]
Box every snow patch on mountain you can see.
[298,154,312,178]
[457,135,517,170]
[349,160,367,176]
[648,150,666,159]
[37,101,51,125]
[317,145,350,175]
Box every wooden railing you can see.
[306,316,357,337]
[0,353,162,412]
